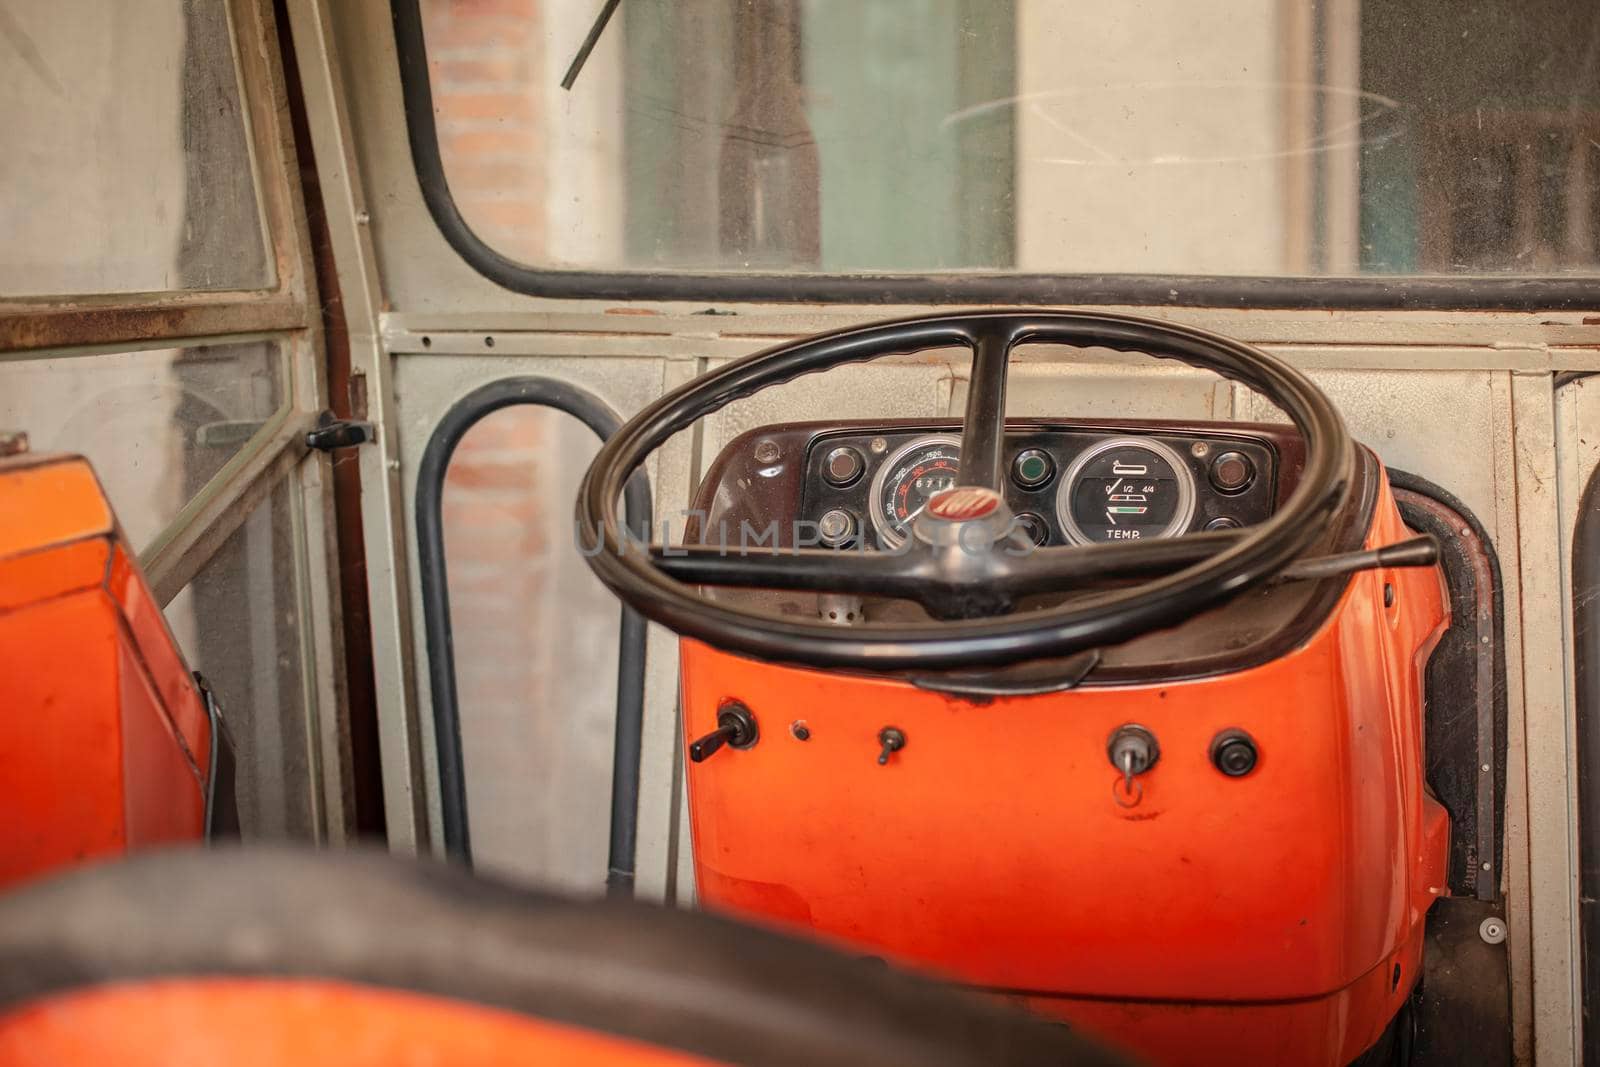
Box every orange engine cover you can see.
[0,453,211,888]
[0,980,725,1067]
[679,472,1450,1067]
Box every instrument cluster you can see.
[800,427,1279,550]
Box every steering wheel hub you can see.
[914,486,1014,551]
[926,486,1003,521]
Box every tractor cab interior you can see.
[2,2,1597,1065]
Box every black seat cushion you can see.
[0,846,1135,1067]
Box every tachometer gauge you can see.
[1056,437,1196,544]
[868,434,961,548]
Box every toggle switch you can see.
[877,726,906,765]
[689,702,759,763]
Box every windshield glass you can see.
[419,0,1600,278]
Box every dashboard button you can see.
[1011,448,1055,489]
[823,445,865,487]
[1204,516,1242,531]
[817,508,858,548]
[1015,512,1050,546]
[1209,451,1254,493]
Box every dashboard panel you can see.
[686,417,1364,684]
[800,425,1280,551]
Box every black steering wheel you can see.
[577,310,1353,671]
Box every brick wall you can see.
[424,0,620,891]
[424,0,546,263]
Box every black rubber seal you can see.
[416,378,651,887]
[390,0,1600,312]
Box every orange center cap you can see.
[927,486,1002,521]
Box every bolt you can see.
[754,440,781,464]
[1480,916,1507,945]
[791,721,811,741]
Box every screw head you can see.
[790,720,811,741]
[754,440,781,464]
[1479,916,1507,944]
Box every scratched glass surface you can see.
[0,0,272,297]
[422,0,1600,277]
[0,341,285,550]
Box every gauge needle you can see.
[896,501,931,532]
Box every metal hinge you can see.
[305,411,375,452]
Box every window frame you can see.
[391,0,1600,313]
[0,0,323,588]
[0,0,348,841]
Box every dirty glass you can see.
[165,479,314,840]
[442,407,621,893]
[0,0,272,297]
[0,340,285,550]
[421,0,1600,277]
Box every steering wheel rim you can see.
[577,309,1353,671]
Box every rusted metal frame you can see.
[283,0,429,855]
[0,293,308,355]
[0,0,314,357]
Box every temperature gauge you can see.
[1056,437,1196,544]
[868,434,962,548]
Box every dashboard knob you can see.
[817,508,858,548]
[1209,451,1255,493]
[1210,729,1259,777]
[1015,512,1050,546]
[823,445,865,487]
[1204,516,1242,531]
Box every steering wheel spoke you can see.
[650,545,926,600]
[957,325,1016,490]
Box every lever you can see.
[689,702,759,763]
[877,726,906,765]
[1279,534,1439,582]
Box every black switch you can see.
[689,702,759,763]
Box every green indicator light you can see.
[1014,451,1053,486]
